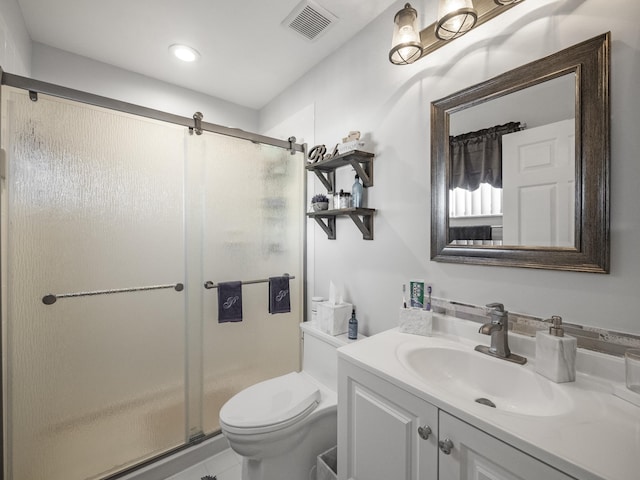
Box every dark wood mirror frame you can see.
[431,33,610,273]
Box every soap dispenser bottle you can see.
[535,315,577,383]
[348,308,358,340]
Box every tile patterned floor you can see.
[164,448,241,480]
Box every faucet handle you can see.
[486,302,505,312]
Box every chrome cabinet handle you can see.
[417,425,432,440]
[438,438,454,455]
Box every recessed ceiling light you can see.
[169,44,200,62]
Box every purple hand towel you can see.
[269,276,291,314]
[218,281,243,323]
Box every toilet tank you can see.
[300,322,366,391]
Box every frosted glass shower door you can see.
[185,132,305,434]
[1,87,187,480]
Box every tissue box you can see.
[317,302,353,335]
[337,140,366,154]
[399,308,432,336]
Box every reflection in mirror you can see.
[448,74,576,247]
[430,33,610,273]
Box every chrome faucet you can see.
[475,303,527,365]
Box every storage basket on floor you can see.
[316,445,337,480]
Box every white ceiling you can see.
[17,0,398,110]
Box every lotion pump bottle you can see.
[535,316,577,383]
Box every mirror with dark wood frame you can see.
[430,33,610,273]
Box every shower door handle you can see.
[42,282,184,305]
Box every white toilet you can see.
[219,322,355,480]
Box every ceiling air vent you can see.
[283,0,338,41]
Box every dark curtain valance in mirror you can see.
[450,121,521,191]
[430,33,610,273]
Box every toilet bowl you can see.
[219,322,357,480]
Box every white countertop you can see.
[337,315,640,480]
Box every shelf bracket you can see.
[312,169,335,192]
[347,158,373,187]
[313,216,336,240]
[348,212,374,240]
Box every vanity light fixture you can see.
[389,0,525,65]
[435,0,478,40]
[389,3,423,65]
[169,44,200,62]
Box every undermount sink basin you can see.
[397,344,573,417]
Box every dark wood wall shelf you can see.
[306,150,376,240]
[306,150,374,193]
[307,208,376,240]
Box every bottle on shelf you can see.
[340,190,351,209]
[332,191,340,209]
[351,174,363,208]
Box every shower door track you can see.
[0,71,305,153]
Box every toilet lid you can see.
[219,372,320,431]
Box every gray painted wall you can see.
[29,43,259,131]
[4,0,639,338]
[0,0,31,76]
[259,0,640,337]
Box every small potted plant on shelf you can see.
[311,193,329,211]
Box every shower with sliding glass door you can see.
[0,78,305,480]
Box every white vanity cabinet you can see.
[438,411,574,480]
[338,359,438,480]
[338,358,576,480]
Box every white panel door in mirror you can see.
[502,119,575,247]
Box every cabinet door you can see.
[438,412,575,480]
[338,360,438,480]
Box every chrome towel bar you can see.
[204,274,294,290]
[42,283,184,305]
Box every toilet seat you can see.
[219,372,320,435]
